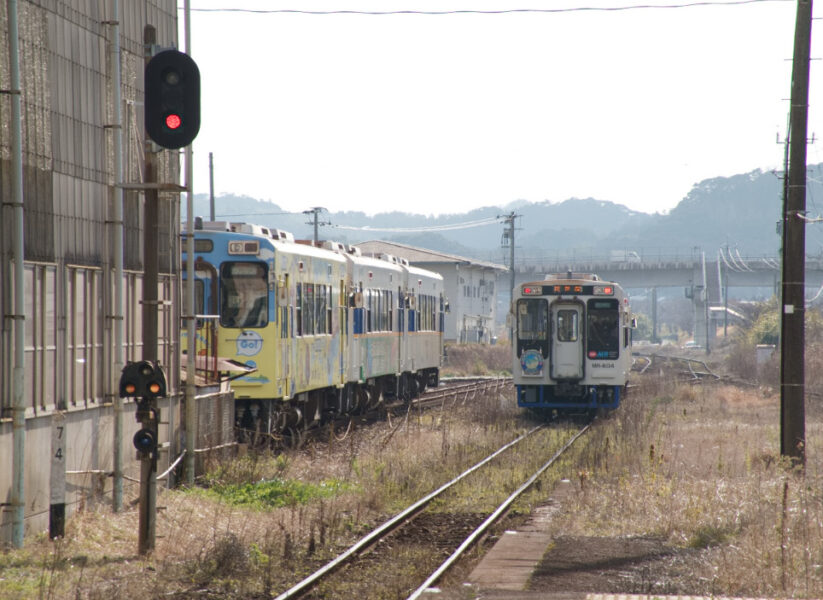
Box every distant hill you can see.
[184,164,823,263]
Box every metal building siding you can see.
[2,0,180,412]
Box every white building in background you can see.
[355,241,508,344]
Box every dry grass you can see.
[442,342,512,377]
[3,345,823,598]
[0,384,531,599]
[552,373,823,598]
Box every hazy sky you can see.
[180,0,818,216]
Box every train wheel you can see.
[282,426,305,450]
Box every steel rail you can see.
[410,378,513,411]
[406,423,592,600]
[271,424,543,600]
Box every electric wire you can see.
[186,0,791,16]
[331,216,501,233]
[199,212,503,233]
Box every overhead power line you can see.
[187,0,790,15]
[331,217,501,233]
[213,211,300,218]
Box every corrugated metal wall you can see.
[0,0,180,414]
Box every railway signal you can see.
[118,360,167,399]
[145,49,200,149]
[118,359,167,553]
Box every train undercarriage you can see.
[516,383,624,421]
[236,368,440,447]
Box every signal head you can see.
[133,428,158,456]
[118,360,167,399]
[145,49,200,149]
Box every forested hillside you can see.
[186,165,823,261]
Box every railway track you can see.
[272,420,590,600]
[403,376,512,411]
[279,377,513,449]
[633,351,722,383]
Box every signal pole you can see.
[209,151,215,221]
[141,25,160,554]
[780,0,812,466]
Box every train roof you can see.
[190,219,444,282]
[544,272,601,281]
[519,272,625,291]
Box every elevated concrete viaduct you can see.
[507,251,823,350]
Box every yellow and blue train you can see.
[512,272,634,417]
[184,219,444,442]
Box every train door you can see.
[278,273,291,397]
[551,301,584,380]
[339,279,346,385]
[182,261,217,358]
[396,288,404,373]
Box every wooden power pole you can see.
[780,0,813,466]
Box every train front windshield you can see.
[586,298,619,359]
[516,298,549,357]
[517,299,548,340]
[220,262,268,328]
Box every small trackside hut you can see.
[512,272,634,417]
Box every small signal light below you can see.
[165,113,182,130]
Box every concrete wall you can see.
[0,389,234,544]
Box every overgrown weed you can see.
[552,372,823,598]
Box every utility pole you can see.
[499,212,519,341]
[780,0,812,466]
[304,206,329,245]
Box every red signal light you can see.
[165,113,182,130]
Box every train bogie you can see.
[512,273,633,416]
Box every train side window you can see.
[279,275,290,338]
[316,283,327,334]
[296,283,303,336]
[304,283,316,335]
[556,309,578,342]
[587,298,620,358]
[220,262,268,328]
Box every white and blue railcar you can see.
[512,273,633,416]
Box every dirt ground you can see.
[528,534,712,596]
